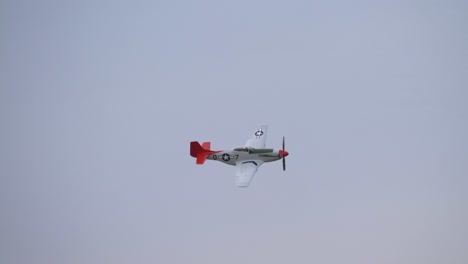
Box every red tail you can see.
[190,141,220,164]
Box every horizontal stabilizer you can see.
[202,142,210,150]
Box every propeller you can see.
[283,156,286,171]
[280,136,288,171]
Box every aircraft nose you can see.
[279,150,289,157]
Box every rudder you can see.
[190,141,205,157]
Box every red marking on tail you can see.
[201,142,210,150]
[190,141,221,164]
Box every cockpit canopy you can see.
[232,146,275,154]
[232,146,251,152]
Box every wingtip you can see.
[235,179,252,187]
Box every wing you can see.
[235,160,264,187]
[245,124,268,149]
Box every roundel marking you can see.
[255,130,264,137]
[222,153,230,161]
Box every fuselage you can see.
[207,148,283,166]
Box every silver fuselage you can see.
[207,149,281,166]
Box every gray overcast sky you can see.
[1,1,467,263]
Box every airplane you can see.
[190,124,289,187]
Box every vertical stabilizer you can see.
[190,141,220,164]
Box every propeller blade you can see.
[282,136,286,171]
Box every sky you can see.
[1,0,467,263]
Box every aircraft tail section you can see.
[190,141,220,164]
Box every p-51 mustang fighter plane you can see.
[190,124,289,187]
